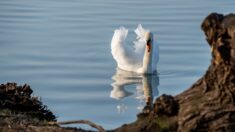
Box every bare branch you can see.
[48,120,105,132]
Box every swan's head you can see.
[145,32,153,52]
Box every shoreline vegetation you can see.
[0,82,105,132]
[1,13,235,132]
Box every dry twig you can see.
[48,120,105,132]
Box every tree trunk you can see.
[115,13,235,132]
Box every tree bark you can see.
[115,13,235,132]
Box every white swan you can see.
[111,24,159,74]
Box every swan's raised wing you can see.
[133,24,149,55]
[111,27,142,72]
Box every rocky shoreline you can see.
[1,13,235,132]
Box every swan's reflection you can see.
[110,69,159,113]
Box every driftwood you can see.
[48,120,105,132]
[115,13,235,132]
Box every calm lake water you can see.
[0,0,235,130]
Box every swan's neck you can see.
[142,75,153,105]
[142,45,153,74]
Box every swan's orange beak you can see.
[147,40,151,52]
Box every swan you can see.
[111,24,159,74]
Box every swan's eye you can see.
[147,40,151,45]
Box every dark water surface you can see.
[0,0,235,129]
